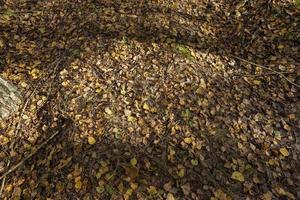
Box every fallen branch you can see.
[231,54,300,89]
[0,130,60,181]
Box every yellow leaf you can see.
[56,182,64,192]
[231,171,245,182]
[214,189,232,200]
[125,188,133,198]
[130,182,138,190]
[5,184,13,192]
[0,135,9,145]
[167,193,176,200]
[75,177,82,190]
[61,80,69,87]
[117,182,124,192]
[143,102,150,110]
[0,39,4,49]
[147,186,157,195]
[253,80,261,85]
[130,158,137,167]
[288,114,295,120]
[88,136,96,145]
[178,168,185,178]
[278,44,284,49]
[262,191,272,200]
[105,107,113,115]
[127,115,136,122]
[184,137,192,144]
[279,147,289,157]
[30,69,41,79]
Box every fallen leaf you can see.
[75,177,82,190]
[262,191,273,200]
[167,193,176,200]
[178,168,185,178]
[213,189,232,200]
[231,171,245,182]
[163,182,173,192]
[184,137,192,144]
[147,186,157,195]
[0,39,4,49]
[122,165,139,180]
[105,185,115,196]
[130,157,137,167]
[143,102,150,110]
[96,186,105,194]
[181,183,190,195]
[127,115,136,122]
[253,80,261,85]
[279,148,289,157]
[191,159,198,166]
[88,136,96,145]
[105,107,113,115]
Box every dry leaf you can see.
[231,171,245,182]
[143,102,150,110]
[147,186,157,195]
[167,193,176,200]
[279,148,289,157]
[184,137,192,144]
[105,107,113,115]
[88,136,96,145]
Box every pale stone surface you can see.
[0,77,22,119]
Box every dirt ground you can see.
[0,0,299,199]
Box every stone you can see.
[0,77,22,119]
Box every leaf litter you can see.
[0,0,299,199]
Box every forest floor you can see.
[0,0,300,199]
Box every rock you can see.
[0,77,22,119]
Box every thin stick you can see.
[231,54,300,89]
[0,160,10,197]
[0,130,60,181]
[0,10,42,14]
[10,86,38,150]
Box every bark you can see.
[0,77,22,119]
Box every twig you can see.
[231,54,300,89]
[9,85,38,150]
[233,72,291,77]
[0,10,42,14]
[0,130,60,181]
[0,160,10,197]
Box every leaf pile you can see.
[0,0,299,199]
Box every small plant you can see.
[175,44,194,60]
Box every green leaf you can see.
[176,44,194,60]
[191,159,199,166]
[231,171,245,182]
[105,185,115,196]
[178,168,185,178]
[96,186,105,193]
[130,157,137,167]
